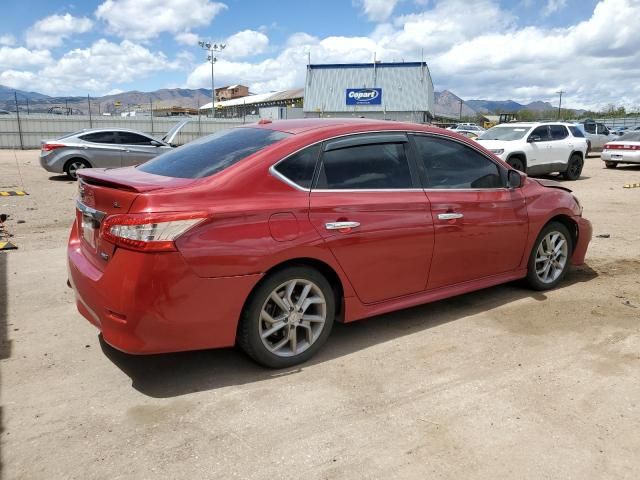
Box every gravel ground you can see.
[1,150,639,479]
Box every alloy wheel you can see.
[67,161,86,179]
[259,279,327,357]
[534,231,569,284]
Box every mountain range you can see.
[1,84,570,117]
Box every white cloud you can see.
[356,0,401,21]
[175,31,199,45]
[543,0,568,16]
[0,46,52,69]
[96,0,227,40]
[184,0,640,110]
[0,34,16,46]
[26,13,93,49]
[1,39,175,96]
[223,30,269,58]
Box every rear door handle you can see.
[325,221,360,230]
[437,213,464,220]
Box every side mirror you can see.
[528,135,542,143]
[508,169,522,188]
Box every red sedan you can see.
[68,119,592,368]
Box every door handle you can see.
[325,221,360,231]
[437,213,464,220]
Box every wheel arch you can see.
[243,257,346,322]
[543,214,579,252]
[506,152,527,169]
[63,155,93,169]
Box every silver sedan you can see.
[39,120,188,179]
[602,131,640,169]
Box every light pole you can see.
[198,41,226,119]
[557,90,564,119]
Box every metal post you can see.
[26,97,29,115]
[150,98,154,135]
[557,90,564,120]
[210,57,215,119]
[65,99,69,115]
[198,98,202,136]
[88,94,93,128]
[459,100,463,120]
[14,91,24,150]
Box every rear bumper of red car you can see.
[571,216,592,266]
[67,224,262,354]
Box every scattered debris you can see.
[596,234,610,238]
[622,300,638,308]
[17,220,26,224]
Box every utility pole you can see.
[88,94,93,128]
[14,92,24,150]
[150,98,154,135]
[459,99,463,120]
[199,41,226,119]
[557,90,564,119]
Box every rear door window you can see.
[550,125,568,140]
[138,128,290,178]
[315,142,413,189]
[80,131,118,144]
[569,126,585,137]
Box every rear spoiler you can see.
[77,168,192,193]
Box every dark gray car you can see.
[39,120,189,179]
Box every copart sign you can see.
[346,88,382,105]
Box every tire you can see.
[604,161,618,169]
[507,156,525,172]
[238,266,336,368]
[525,221,573,291]
[562,153,583,180]
[64,158,90,180]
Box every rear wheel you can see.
[64,158,90,180]
[525,222,573,291]
[507,156,525,172]
[604,161,618,169]
[238,266,335,368]
[562,153,583,180]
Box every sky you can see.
[0,0,638,110]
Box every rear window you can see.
[138,128,290,179]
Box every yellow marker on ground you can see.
[0,191,28,196]
[0,241,18,250]
[623,183,640,189]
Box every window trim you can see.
[79,131,119,145]
[269,130,509,193]
[408,132,508,191]
[115,131,157,146]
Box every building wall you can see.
[304,63,434,117]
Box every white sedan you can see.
[602,131,640,168]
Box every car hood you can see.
[474,139,514,149]
[161,119,190,145]
[533,178,572,193]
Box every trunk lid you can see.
[161,119,190,146]
[75,167,193,270]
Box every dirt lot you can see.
[1,149,639,479]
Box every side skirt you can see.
[344,269,528,323]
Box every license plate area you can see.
[611,154,623,159]
[81,213,100,249]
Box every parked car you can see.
[601,131,640,168]
[68,119,592,368]
[455,130,481,140]
[449,123,485,133]
[476,122,588,179]
[40,120,189,179]
[577,120,615,152]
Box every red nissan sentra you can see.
[68,118,592,368]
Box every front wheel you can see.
[604,161,618,169]
[238,266,335,368]
[562,153,584,180]
[507,157,525,172]
[525,222,573,291]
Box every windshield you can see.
[478,126,529,141]
[618,131,640,142]
[138,127,291,179]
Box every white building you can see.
[304,62,434,123]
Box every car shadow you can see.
[48,175,75,183]
[101,264,598,399]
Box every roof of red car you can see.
[247,118,435,135]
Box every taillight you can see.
[100,212,207,252]
[605,144,640,150]
[41,143,65,152]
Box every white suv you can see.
[476,122,589,180]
